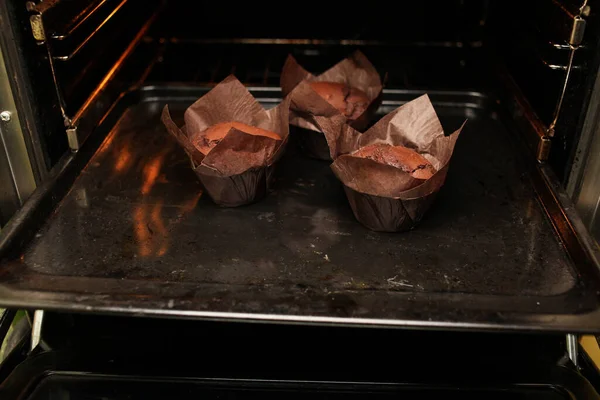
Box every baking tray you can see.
[1,85,600,332]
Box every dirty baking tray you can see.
[1,85,600,333]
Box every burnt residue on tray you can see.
[19,99,576,299]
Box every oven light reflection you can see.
[134,150,168,257]
[96,131,117,155]
[133,200,169,258]
[141,153,166,195]
[181,191,202,214]
[133,203,152,258]
[152,202,169,257]
[132,148,201,258]
[114,144,131,173]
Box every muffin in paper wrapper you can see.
[161,75,291,207]
[314,94,465,232]
[280,50,384,161]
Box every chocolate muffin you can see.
[352,143,436,180]
[309,81,370,121]
[191,122,281,155]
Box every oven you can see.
[1,0,600,398]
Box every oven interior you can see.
[2,1,600,398]
[0,0,599,327]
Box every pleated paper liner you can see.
[343,186,440,232]
[314,94,466,232]
[280,50,384,161]
[161,75,290,207]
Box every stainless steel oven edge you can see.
[0,11,36,228]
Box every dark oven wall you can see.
[145,1,491,90]
[153,1,489,41]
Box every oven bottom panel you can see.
[1,316,598,400]
[18,375,596,400]
[0,86,599,332]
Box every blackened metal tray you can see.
[1,86,600,333]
